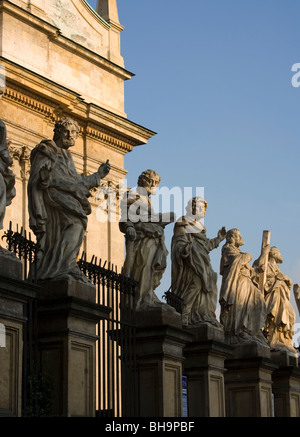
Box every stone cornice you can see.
[1,58,156,152]
[0,0,133,81]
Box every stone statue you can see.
[219,228,268,346]
[0,93,16,240]
[119,169,175,310]
[171,197,226,327]
[28,117,111,283]
[253,246,296,352]
[293,283,300,315]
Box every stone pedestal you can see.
[135,306,193,417]
[37,279,111,417]
[0,249,22,280]
[224,343,277,417]
[0,253,37,417]
[183,323,233,417]
[271,349,300,417]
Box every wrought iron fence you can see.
[163,286,185,314]
[78,253,138,417]
[3,222,138,417]
[2,221,39,283]
[2,222,39,415]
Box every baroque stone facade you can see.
[0,0,155,269]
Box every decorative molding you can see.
[4,86,56,122]
[86,126,134,153]
[8,143,32,180]
[3,87,136,153]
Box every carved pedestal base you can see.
[271,349,300,417]
[37,279,110,417]
[0,249,22,280]
[135,307,192,417]
[183,323,232,417]
[224,343,277,417]
[0,275,37,417]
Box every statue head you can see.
[137,170,161,196]
[186,197,207,220]
[269,246,283,264]
[226,228,244,247]
[53,118,80,149]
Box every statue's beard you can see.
[61,139,75,148]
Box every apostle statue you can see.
[253,246,296,352]
[219,228,268,346]
[119,169,175,310]
[28,117,111,283]
[0,96,16,240]
[171,197,226,327]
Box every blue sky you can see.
[88,1,300,334]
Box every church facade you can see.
[0,0,155,269]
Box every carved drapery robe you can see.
[171,218,222,327]
[262,261,296,350]
[28,139,100,282]
[219,243,267,344]
[119,190,168,310]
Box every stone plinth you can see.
[37,279,111,417]
[0,272,38,417]
[271,350,300,417]
[224,343,277,417]
[135,306,193,417]
[0,250,22,280]
[183,323,233,417]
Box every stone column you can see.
[271,350,300,417]
[135,307,193,417]
[224,343,277,417]
[0,252,35,417]
[37,279,111,418]
[183,324,233,417]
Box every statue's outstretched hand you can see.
[126,227,136,241]
[98,160,111,179]
[218,226,227,240]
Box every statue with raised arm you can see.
[171,197,226,327]
[219,228,268,346]
[28,117,111,283]
[119,169,176,310]
[253,246,296,352]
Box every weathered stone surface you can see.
[119,170,175,311]
[171,197,226,328]
[271,349,298,367]
[39,278,97,304]
[230,341,271,360]
[253,246,297,353]
[185,322,225,343]
[0,277,38,417]
[135,305,182,329]
[183,324,232,417]
[0,250,22,281]
[28,117,110,283]
[224,356,277,417]
[135,309,192,417]
[219,228,269,349]
[37,278,110,417]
